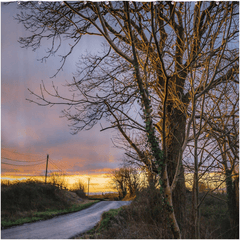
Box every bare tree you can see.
[183,74,239,238]
[111,167,143,198]
[111,168,127,199]
[49,172,67,190]
[15,1,239,238]
[204,82,239,236]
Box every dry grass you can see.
[80,187,237,239]
[81,187,174,239]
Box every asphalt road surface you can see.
[1,201,131,239]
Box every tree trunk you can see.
[234,176,239,215]
[225,169,239,238]
[146,168,158,188]
[166,107,187,229]
[192,174,200,239]
[163,166,182,239]
[233,176,239,239]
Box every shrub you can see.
[1,180,70,215]
[81,188,235,239]
[86,187,175,239]
[72,179,86,199]
[49,172,68,190]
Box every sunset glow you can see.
[1,145,118,193]
[1,3,124,185]
[1,173,116,194]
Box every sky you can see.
[1,2,125,177]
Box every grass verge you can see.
[1,200,100,229]
[94,207,123,232]
[74,206,124,239]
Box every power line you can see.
[49,161,64,173]
[48,161,63,172]
[49,158,66,170]
[2,160,46,166]
[1,156,46,163]
[49,159,62,170]
[48,158,64,172]
[2,154,67,176]
[1,148,45,159]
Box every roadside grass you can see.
[75,207,124,239]
[1,201,99,228]
[95,208,123,232]
[1,179,99,229]
[79,187,173,239]
[78,187,237,239]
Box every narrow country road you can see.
[1,201,131,239]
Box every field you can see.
[88,192,120,201]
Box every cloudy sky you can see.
[1,2,124,177]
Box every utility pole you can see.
[88,178,90,196]
[45,154,49,184]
